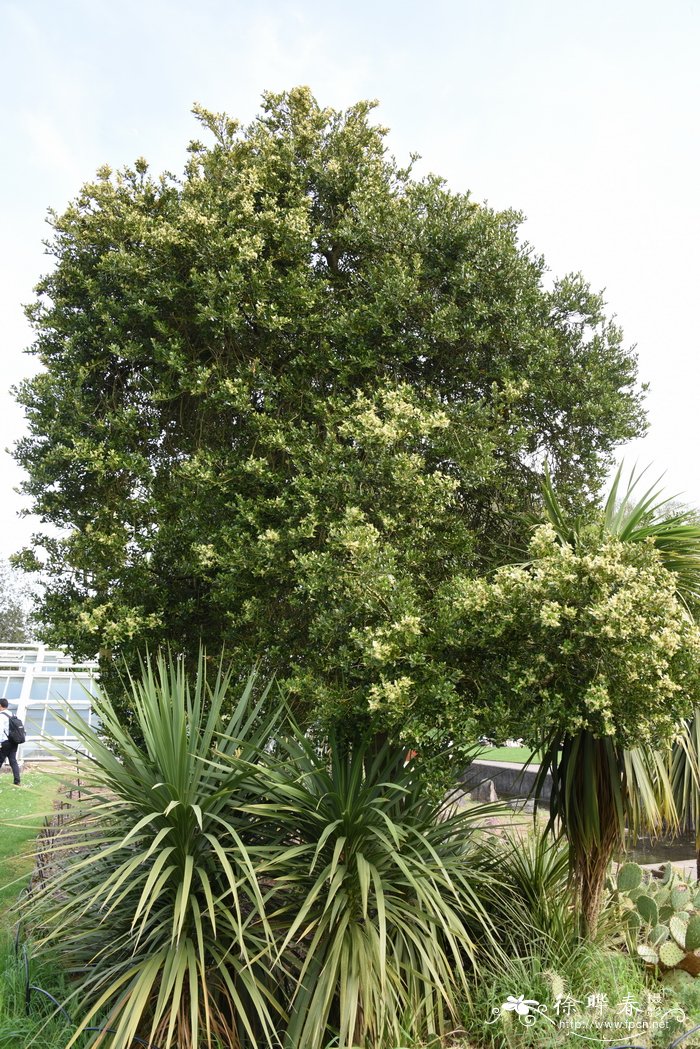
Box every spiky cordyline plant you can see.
[542,463,700,603]
[481,830,576,951]
[27,652,285,1049]
[671,708,700,880]
[536,464,700,936]
[234,731,503,1049]
[534,730,676,937]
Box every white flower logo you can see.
[486,991,551,1026]
[502,994,541,1016]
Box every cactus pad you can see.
[662,969,695,989]
[671,885,691,910]
[649,924,670,947]
[660,863,673,885]
[670,915,687,948]
[636,894,658,926]
[659,941,686,967]
[544,970,565,1001]
[625,910,641,931]
[617,862,643,891]
[685,914,700,951]
[637,944,659,965]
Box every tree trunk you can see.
[557,732,624,939]
[576,840,616,938]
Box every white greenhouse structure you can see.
[0,643,99,761]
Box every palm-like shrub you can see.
[482,830,577,951]
[535,466,700,935]
[242,734,499,1049]
[534,730,677,937]
[671,708,700,880]
[26,655,506,1048]
[28,654,283,1049]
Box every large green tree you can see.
[15,88,645,739]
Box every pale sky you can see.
[1,0,699,559]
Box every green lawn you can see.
[476,745,539,764]
[0,769,63,921]
[0,770,100,1049]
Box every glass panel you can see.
[42,711,68,738]
[48,679,70,701]
[69,679,92,702]
[25,708,46,733]
[29,679,49,701]
[0,677,8,697]
[6,678,23,700]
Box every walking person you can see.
[0,698,21,785]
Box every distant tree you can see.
[14,88,645,740]
[0,559,31,643]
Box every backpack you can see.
[2,712,26,745]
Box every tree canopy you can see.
[436,522,700,750]
[15,87,646,739]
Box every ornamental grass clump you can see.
[479,830,577,952]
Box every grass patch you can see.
[0,933,98,1049]
[462,943,682,1048]
[0,769,63,921]
[0,769,109,1047]
[476,746,539,764]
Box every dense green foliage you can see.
[27,652,504,1049]
[14,87,645,739]
[0,936,100,1049]
[462,834,694,1049]
[30,657,285,1048]
[465,945,675,1049]
[482,831,577,950]
[243,735,499,1049]
[438,522,700,750]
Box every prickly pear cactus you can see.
[686,915,700,951]
[659,941,686,968]
[612,862,700,978]
[617,862,644,892]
